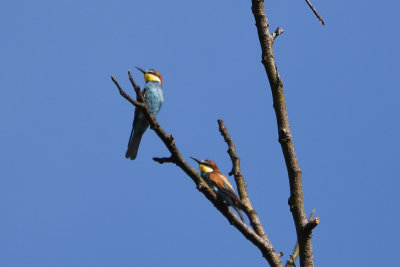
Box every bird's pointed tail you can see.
[233,206,245,222]
[125,131,144,160]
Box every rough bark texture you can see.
[285,210,317,267]
[250,1,316,267]
[218,119,282,266]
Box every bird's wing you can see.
[207,172,226,190]
[131,106,140,129]
[219,187,245,210]
[217,171,235,192]
[131,87,148,130]
[208,172,235,193]
[208,172,244,210]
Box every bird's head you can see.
[190,157,218,173]
[136,67,163,85]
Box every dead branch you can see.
[217,119,269,241]
[304,0,325,25]
[153,156,176,164]
[285,210,317,267]
[251,1,318,266]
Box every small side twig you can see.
[304,0,325,25]
[285,210,316,267]
[128,71,145,102]
[272,27,284,41]
[153,156,176,164]
[304,218,319,235]
[111,76,142,107]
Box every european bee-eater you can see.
[125,67,164,160]
[191,157,246,222]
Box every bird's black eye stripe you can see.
[203,161,213,168]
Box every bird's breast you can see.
[145,85,164,115]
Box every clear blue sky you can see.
[1,0,399,266]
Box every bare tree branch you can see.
[304,218,319,235]
[153,156,176,164]
[111,75,142,108]
[251,1,318,266]
[111,74,283,267]
[272,27,284,41]
[304,0,325,25]
[217,119,270,241]
[285,210,316,267]
[128,71,145,102]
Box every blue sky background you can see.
[1,0,399,266]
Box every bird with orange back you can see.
[191,157,246,222]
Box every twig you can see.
[304,0,325,25]
[285,210,316,267]
[286,246,299,267]
[272,27,284,41]
[217,119,270,241]
[304,218,319,235]
[111,76,141,107]
[112,73,283,267]
[251,1,315,266]
[128,71,146,102]
[153,156,176,164]
[308,209,316,220]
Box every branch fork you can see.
[272,27,284,40]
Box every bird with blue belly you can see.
[125,67,164,160]
[191,157,246,222]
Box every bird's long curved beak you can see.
[136,67,146,74]
[190,157,203,165]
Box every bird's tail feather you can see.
[233,206,245,222]
[125,131,143,160]
[220,188,246,222]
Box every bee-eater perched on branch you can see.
[191,157,246,222]
[125,67,164,160]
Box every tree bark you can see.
[250,1,317,266]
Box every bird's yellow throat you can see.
[199,164,213,173]
[144,73,161,83]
